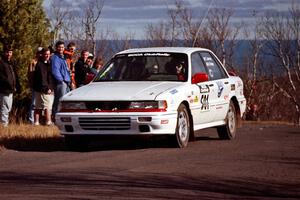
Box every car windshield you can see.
[94,52,188,82]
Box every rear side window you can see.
[200,52,227,80]
[191,52,207,76]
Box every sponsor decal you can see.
[216,81,224,98]
[194,96,199,103]
[144,53,170,56]
[198,85,210,93]
[203,56,213,61]
[231,84,236,91]
[208,69,214,78]
[200,94,209,110]
[128,53,170,57]
[237,81,243,87]
[170,89,178,94]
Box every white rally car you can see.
[56,47,246,148]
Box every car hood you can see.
[62,82,181,101]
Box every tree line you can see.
[0,0,299,125]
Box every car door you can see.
[199,51,231,122]
[190,52,216,125]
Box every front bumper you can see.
[55,111,178,135]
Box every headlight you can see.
[129,100,167,111]
[59,101,86,112]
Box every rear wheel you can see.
[172,104,190,148]
[217,101,237,140]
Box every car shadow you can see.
[0,136,67,152]
[0,134,220,152]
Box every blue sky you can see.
[43,0,299,39]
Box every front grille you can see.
[79,117,131,130]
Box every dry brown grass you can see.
[0,123,64,151]
[243,120,297,126]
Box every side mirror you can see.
[192,73,209,84]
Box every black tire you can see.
[172,104,190,148]
[64,135,89,151]
[217,101,237,140]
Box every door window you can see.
[200,52,227,80]
[191,52,207,76]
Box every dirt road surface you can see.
[0,123,299,199]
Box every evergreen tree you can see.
[0,0,52,100]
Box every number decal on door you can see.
[200,94,209,111]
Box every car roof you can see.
[117,47,211,55]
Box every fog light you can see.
[139,125,150,132]
[61,117,72,122]
[138,117,152,122]
[161,119,169,124]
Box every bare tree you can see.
[82,0,104,56]
[207,8,240,68]
[48,0,69,44]
[62,10,85,42]
[242,12,267,111]
[176,1,214,49]
[95,28,114,59]
[167,1,182,46]
[109,31,135,53]
[145,1,185,47]
[145,22,171,47]
[259,2,300,125]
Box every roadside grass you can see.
[243,120,297,126]
[0,123,64,151]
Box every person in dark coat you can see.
[33,48,55,125]
[0,45,20,126]
[74,50,90,87]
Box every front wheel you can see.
[217,101,237,140]
[172,104,190,148]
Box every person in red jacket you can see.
[64,42,76,90]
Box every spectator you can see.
[27,47,42,124]
[33,48,55,126]
[51,41,71,118]
[64,42,76,90]
[91,57,104,74]
[86,55,94,68]
[0,45,20,127]
[74,50,90,87]
[85,57,104,84]
[246,104,259,121]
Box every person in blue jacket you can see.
[51,41,70,119]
